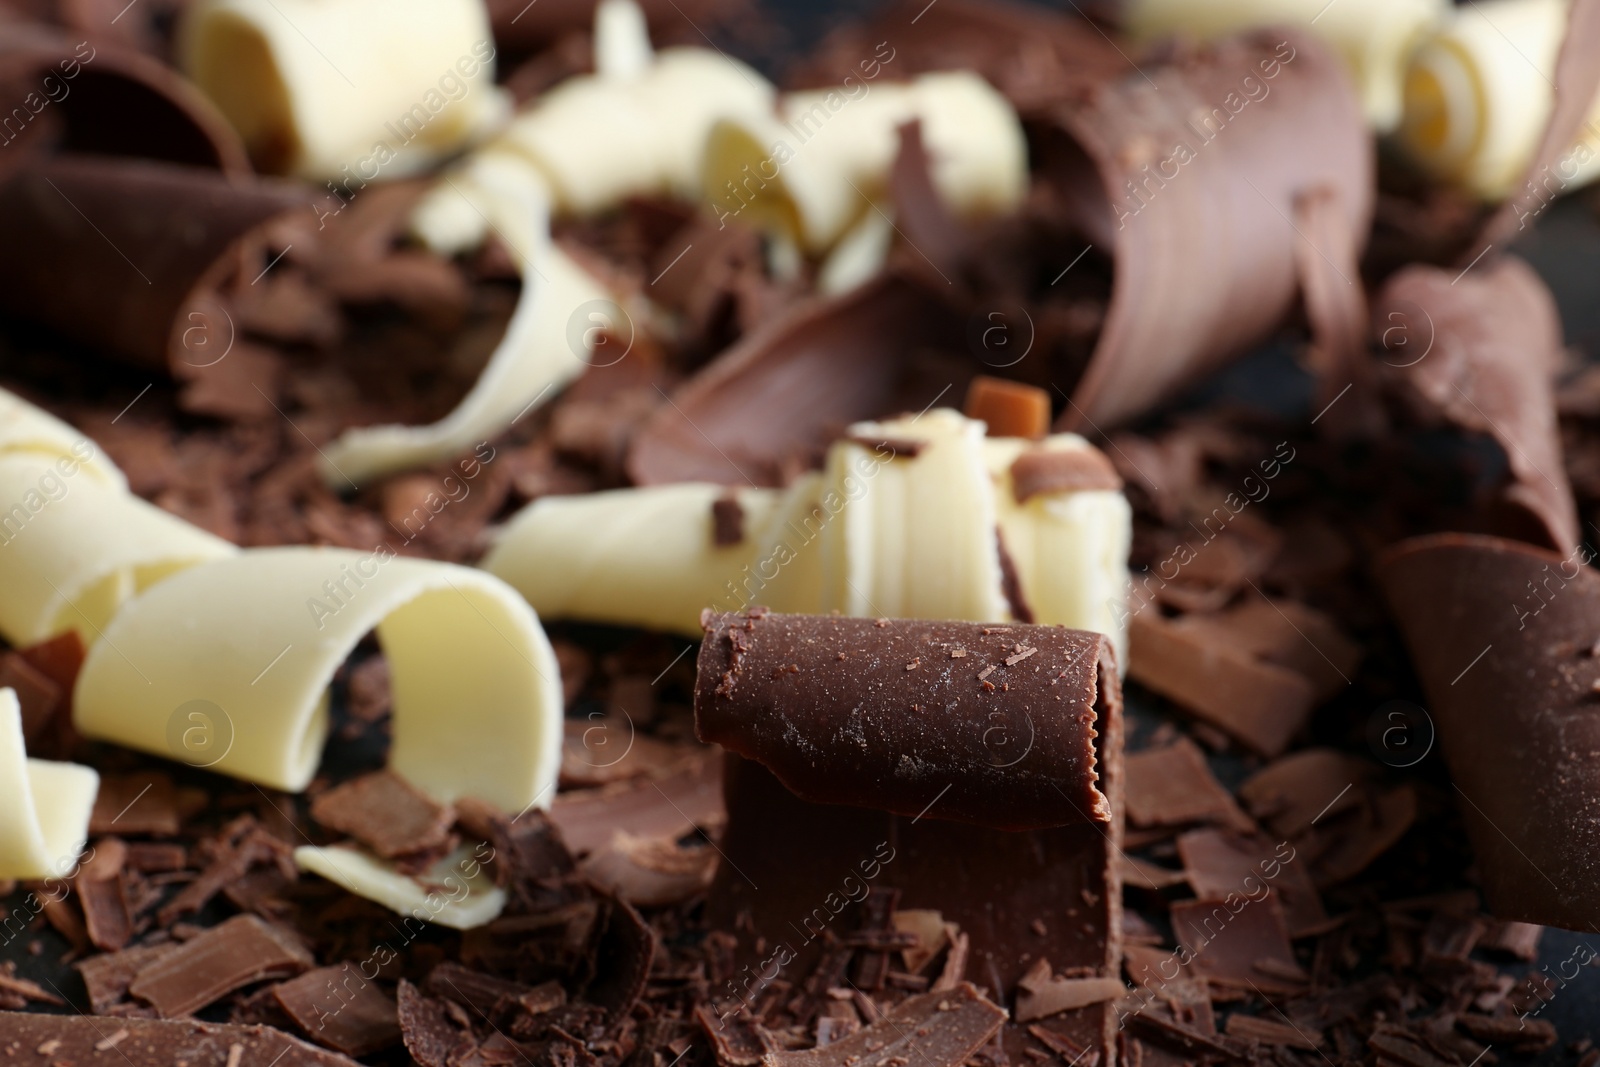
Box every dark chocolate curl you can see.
[1378,533,1600,931]
[0,155,306,373]
[1044,28,1372,430]
[694,609,1118,830]
[0,23,248,177]
[627,277,969,486]
[1374,257,1577,554]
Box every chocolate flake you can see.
[0,1010,362,1067]
[1010,447,1122,504]
[764,983,1006,1067]
[712,494,746,546]
[308,769,455,860]
[273,964,401,1056]
[128,914,314,1017]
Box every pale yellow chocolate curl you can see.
[74,547,563,812]
[295,842,506,929]
[321,153,613,487]
[1399,0,1600,199]
[0,387,124,488]
[0,455,235,648]
[180,0,508,179]
[0,688,98,882]
[1125,0,1449,132]
[703,71,1027,253]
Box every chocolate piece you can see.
[548,752,724,855]
[396,979,474,1067]
[1040,29,1371,430]
[1377,532,1600,929]
[273,965,401,1056]
[1169,895,1306,994]
[1010,446,1123,503]
[308,770,455,860]
[1125,737,1253,831]
[1015,964,1125,1022]
[0,652,58,743]
[695,610,1118,831]
[77,944,178,1014]
[0,1011,362,1067]
[74,836,133,951]
[627,278,969,486]
[765,983,1006,1067]
[0,24,247,176]
[580,833,718,907]
[1127,611,1313,756]
[128,914,314,1017]
[1175,829,1325,938]
[1374,257,1577,553]
[90,772,180,836]
[711,494,745,547]
[583,889,656,1024]
[965,377,1052,439]
[0,155,307,380]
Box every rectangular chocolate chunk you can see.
[128,914,314,1017]
[308,770,455,859]
[273,964,401,1056]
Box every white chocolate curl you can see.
[0,454,235,647]
[74,546,563,813]
[0,688,98,882]
[321,153,613,487]
[1125,0,1450,132]
[0,387,125,488]
[1398,0,1600,198]
[489,0,774,214]
[179,0,508,179]
[482,410,1131,662]
[703,71,1028,252]
[294,843,506,930]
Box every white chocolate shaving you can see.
[483,411,1130,657]
[73,546,563,813]
[1398,0,1600,198]
[703,71,1027,252]
[0,688,98,881]
[179,0,508,179]
[1125,0,1450,132]
[983,437,1132,674]
[0,387,125,488]
[322,153,613,487]
[0,454,235,647]
[595,0,653,82]
[294,842,506,929]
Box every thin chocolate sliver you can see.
[711,494,745,547]
[765,982,1006,1067]
[1009,446,1122,503]
[695,610,1118,830]
[308,770,455,860]
[273,965,401,1057]
[1378,533,1600,929]
[128,914,314,1017]
[0,1011,362,1067]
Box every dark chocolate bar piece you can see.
[0,1011,360,1067]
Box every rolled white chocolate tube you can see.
[490,0,774,214]
[703,70,1027,252]
[0,688,98,882]
[294,842,506,929]
[820,409,1009,622]
[321,153,614,487]
[179,0,508,179]
[1124,0,1449,132]
[73,547,563,812]
[1398,0,1600,198]
[0,454,235,647]
[983,436,1132,674]
[0,388,125,488]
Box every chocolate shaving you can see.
[1125,738,1253,832]
[0,651,59,744]
[90,772,180,836]
[582,889,656,1025]
[0,1010,362,1067]
[1010,446,1122,503]
[763,983,1006,1067]
[273,965,401,1057]
[1175,828,1327,938]
[548,753,724,855]
[74,836,133,951]
[308,770,455,860]
[77,944,177,1014]
[711,494,746,547]
[1169,896,1306,994]
[128,914,314,1017]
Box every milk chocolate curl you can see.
[1378,533,1600,930]
[1044,28,1372,430]
[695,610,1119,831]
[1374,256,1577,554]
[0,155,305,375]
[0,23,248,177]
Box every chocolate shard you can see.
[1040,28,1371,430]
[763,982,1007,1067]
[0,155,307,376]
[1377,532,1600,929]
[1010,446,1123,503]
[77,944,178,1015]
[1374,257,1578,554]
[308,769,455,860]
[273,965,401,1057]
[0,1011,362,1067]
[695,610,1119,831]
[548,752,724,856]
[626,277,969,487]
[0,24,248,176]
[128,914,315,1017]
[1169,895,1307,994]
[1124,737,1253,832]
